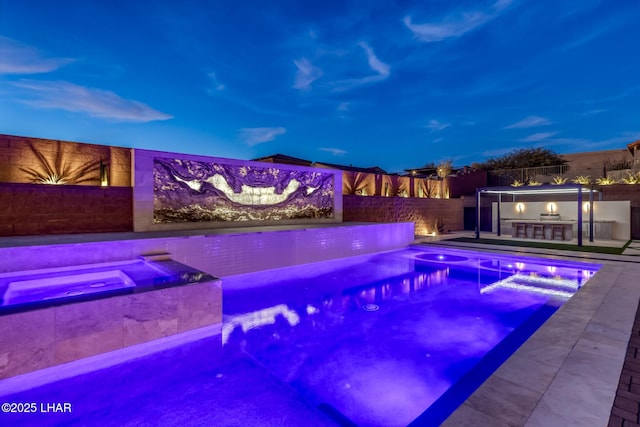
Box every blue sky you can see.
[1,0,639,173]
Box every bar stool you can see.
[532,224,544,240]
[515,223,527,238]
[551,225,564,241]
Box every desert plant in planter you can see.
[551,176,568,185]
[572,175,592,185]
[595,176,617,185]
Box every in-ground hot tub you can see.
[3,269,136,306]
[0,258,222,379]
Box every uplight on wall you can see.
[515,202,525,213]
[547,202,557,214]
[100,161,109,187]
[583,201,591,213]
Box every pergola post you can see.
[475,189,481,239]
[577,189,583,247]
[497,193,502,236]
[589,187,594,242]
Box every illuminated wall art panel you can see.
[153,158,335,223]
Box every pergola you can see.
[475,184,600,246]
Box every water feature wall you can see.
[0,223,414,276]
[133,149,342,232]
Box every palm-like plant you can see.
[572,175,592,185]
[19,141,101,185]
[621,171,640,184]
[551,176,568,185]
[595,176,617,185]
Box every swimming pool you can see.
[222,246,599,426]
[0,246,600,426]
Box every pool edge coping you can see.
[427,241,640,426]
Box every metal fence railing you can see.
[486,164,622,186]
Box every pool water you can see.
[0,247,600,427]
[222,247,599,426]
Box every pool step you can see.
[480,274,579,299]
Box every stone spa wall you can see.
[0,278,221,379]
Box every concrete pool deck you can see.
[418,234,640,426]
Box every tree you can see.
[436,160,453,178]
[476,147,566,171]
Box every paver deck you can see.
[609,301,640,426]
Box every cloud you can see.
[207,72,225,92]
[404,0,512,42]
[320,147,347,156]
[582,109,607,116]
[504,116,552,129]
[0,36,74,74]
[519,132,558,142]
[548,132,640,151]
[358,42,390,79]
[239,127,286,146]
[293,58,322,90]
[337,102,350,111]
[330,43,390,92]
[425,119,450,132]
[12,80,172,122]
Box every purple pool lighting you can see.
[0,259,215,315]
[3,270,135,305]
[0,247,600,426]
[220,247,600,426]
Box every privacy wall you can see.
[342,195,464,235]
[0,183,132,236]
[0,133,131,187]
[134,149,342,231]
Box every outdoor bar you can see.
[475,184,601,246]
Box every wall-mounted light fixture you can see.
[547,202,557,214]
[516,202,525,213]
[100,160,109,187]
[583,201,591,213]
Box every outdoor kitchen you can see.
[495,200,628,242]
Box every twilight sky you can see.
[1,0,639,173]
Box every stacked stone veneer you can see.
[0,183,133,236]
[343,195,464,235]
[0,280,221,379]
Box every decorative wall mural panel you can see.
[153,158,335,223]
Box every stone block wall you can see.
[0,183,133,236]
[0,133,131,187]
[600,185,640,207]
[343,195,464,235]
[447,170,487,198]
